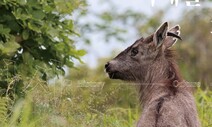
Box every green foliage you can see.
[178,8,212,86]
[0,0,86,98]
[195,88,212,126]
[0,97,7,126]
[0,96,40,127]
[0,75,139,127]
[75,2,146,44]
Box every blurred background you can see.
[0,0,212,127]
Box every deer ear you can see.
[164,25,181,49]
[153,22,168,48]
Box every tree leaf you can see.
[17,0,27,5]
[31,10,45,20]
[76,49,86,56]
[22,30,29,40]
[0,36,20,55]
[0,24,11,35]
[28,22,40,32]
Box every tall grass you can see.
[0,80,211,127]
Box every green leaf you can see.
[43,5,54,12]
[31,10,45,20]
[17,0,27,5]
[0,24,11,35]
[66,61,74,67]
[69,49,86,59]
[22,30,29,40]
[16,8,23,15]
[76,49,86,56]
[28,22,40,32]
[0,36,20,55]
[28,0,38,7]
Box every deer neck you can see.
[138,59,176,107]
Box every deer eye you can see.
[131,48,138,56]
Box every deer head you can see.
[105,22,181,83]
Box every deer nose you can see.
[105,62,111,73]
[105,62,110,69]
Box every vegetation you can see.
[0,0,211,127]
[0,0,86,99]
[0,64,211,127]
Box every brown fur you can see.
[105,22,200,127]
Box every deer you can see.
[105,22,200,127]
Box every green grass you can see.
[0,81,212,127]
